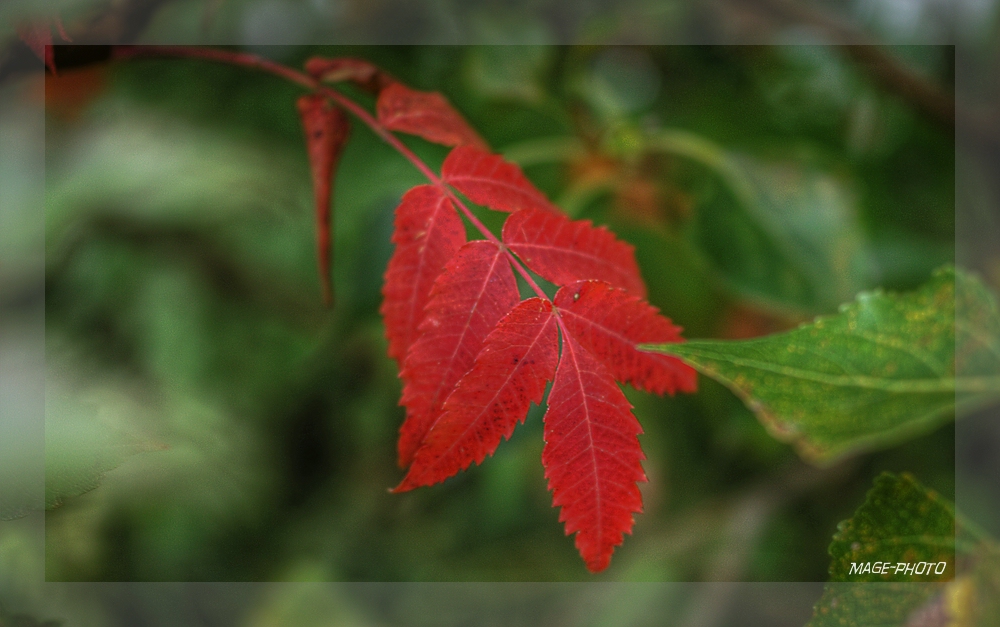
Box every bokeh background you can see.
[1,0,998,625]
[37,43,958,582]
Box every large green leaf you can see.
[642,266,1000,463]
[807,473,1000,627]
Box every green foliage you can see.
[655,133,868,314]
[44,375,163,510]
[808,473,1000,627]
[828,473,959,582]
[643,267,1000,463]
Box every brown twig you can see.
[724,0,1000,145]
[0,0,173,83]
[111,45,564,326]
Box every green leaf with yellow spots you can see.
[641,266,1000,463]
[809,548,1000,627]
[829,473,963,583]
[807,473,1000,627]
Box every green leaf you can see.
[807,473,1000,627]
[642,266,1000,463]
[714,155,867,313]
[829,473,962,582]
[808,545,1000,627]
[648,131,868,314]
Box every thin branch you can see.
[727,0,1000,146]
[0,0,173,83]
[840,44,956,132]
[112,45,557,309]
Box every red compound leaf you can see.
[394,298,559,492]
[377,83,489,150]
[381,185,466,368]
[542,332,647,573]
[397,240,519,468]
[502,208,647,298]
[304,56,394,94]
[554,281,697,395]
[293,55,696,572]
[442,145,559,214]
[100,47,704,575]
[297,93,351,305]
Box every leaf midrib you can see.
[655,346,1000,394]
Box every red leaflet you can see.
[395,298,559,491]
[304,56,393,93]
[503,208,647,298]
[442,145,559,214]
[555,281,697,395]
[397,240,519,468]
[377,83,489,150]
[542,332,647,573]
[381,185,466,368]
[297,94,351,306]
[307,60,486,149]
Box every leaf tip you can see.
[390,476,417,494]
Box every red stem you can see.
[113,45,552,304]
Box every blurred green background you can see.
[35,44,958,585]
[36,44,959,584]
